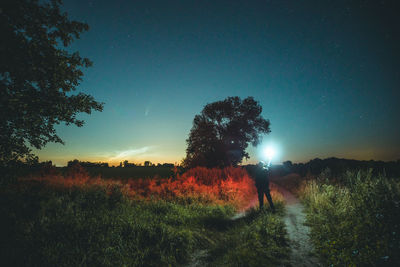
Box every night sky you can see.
[34,0,400,166]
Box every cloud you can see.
[108,146,152,161]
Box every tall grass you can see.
[301,169,400,266]
[1,166,287,266]
[0,180,236,266]
[24,166,258,210]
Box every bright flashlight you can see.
[263,146,276,167]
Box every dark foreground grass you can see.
[0,179,288,266]
[206,205,289,267]
[301,169,400,266]
[0,180,234,266]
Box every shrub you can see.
[301,170,400,266]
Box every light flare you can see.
[262,144,279,166]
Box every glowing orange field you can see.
[21,166,283,210]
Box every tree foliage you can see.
[183,96,270,168]
[0,0,103,165]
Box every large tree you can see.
[0,0,103,166]
[183,96,270,168]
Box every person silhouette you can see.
[255,161,275,212]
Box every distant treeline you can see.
[15,159,178,179]
[67,160,109,168]
[16,157,400,179]
[66,159,175,168]
[280,157,400,178]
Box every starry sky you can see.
[34,0,400,166]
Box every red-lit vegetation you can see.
[22,166,284,210]
[23,167,282,210]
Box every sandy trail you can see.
[275,185,321,267]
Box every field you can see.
[0,166,288,266]
[3,164,399,266]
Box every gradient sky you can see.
[34,0,400,166]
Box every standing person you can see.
[255,161,275,212]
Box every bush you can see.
[301,169,400,266]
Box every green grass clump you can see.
[206,205,289,267]
[301,169,400,266]
[0,181,235,266]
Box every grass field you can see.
[1,166,288,266]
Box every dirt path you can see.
[275,185,321,267]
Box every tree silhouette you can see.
[0,0,103,167]
[183,96,270,168]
